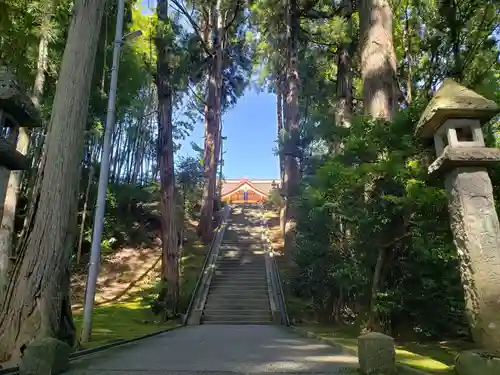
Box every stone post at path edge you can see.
[415,78,500,356]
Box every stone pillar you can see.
[445,166,500,351]
[415,78,500,354]
[358,332,396,375]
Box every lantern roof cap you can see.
[416,78,500,139]
[0,66,41,127]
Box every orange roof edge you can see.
[221,179,269,198]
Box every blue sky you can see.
[177,90,279,179]
[138,0,279,179]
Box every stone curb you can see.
[0,324,184,375]
[288,326,433,375]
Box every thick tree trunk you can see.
[156,1,179,317]
[360,0,397,121]
[283,0,300,255]
[277,83,284,180]
[276,82,287,234]
[0,0,106,362]
[359,0,397,332]
[198,0,223,243]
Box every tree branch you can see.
[299,26,339,47]
[170,0,213,57]
[224,0,242,32]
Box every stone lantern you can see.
[0,66,41,295]
[415,79,500,359]
[0,66,41,170]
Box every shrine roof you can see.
[220,178,280,197]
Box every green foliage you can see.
[291,102,470,338]
[266,187,281,210]
[177,155,204,219]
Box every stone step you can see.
[203,316,272,324]
[208,288,269,295]
[211,273,267,279]
[209,288,268,294]
[209,289,268,296]
[203,309,271,317]
[210,278,267,285]
[217,252,264,256]
[219,243,264,248]
[207,292,269,300]
[215,267,266,273]
[212,270,266,282]
[211,275,267,281]
[212,274,267,280]
[213,271,266,276]
[202,320,274,325]
[217,254,265,258]
[218,245,264,250]
[216,256,265,260]
[215,264,266,269]
[206,295,270,302]
[216,261,266,267]
[205,299,270,310]
[209,281,268,288]
[216,259,266,264]
[203,311,272,323]
[214,270,266,275]
[217,253,265,258]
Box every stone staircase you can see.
[202,207,273,324]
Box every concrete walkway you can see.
[67,325,358,374]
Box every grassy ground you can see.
[72,219,207,349]
[73,300,179,349]
[263,208,473,375]
[299,323,473,375]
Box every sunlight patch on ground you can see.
[395,348,450,371]
[252,250,266,254]
[301,326,455,375]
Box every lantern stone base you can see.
[428,146,500,175]
[455,349,500,375]
[358,332,396,375]
[444,166,500,353]
[19,337,71,375]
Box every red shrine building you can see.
[220,178,279,204]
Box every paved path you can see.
[67,325,358,374]
[68,206,358,374]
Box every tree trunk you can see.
[156,1,179,317]
[76,163,94,265]
[359,0,397,331]
[130,120,144,185]
[360,0,397,121]
[276,81,287,234]
[283,0,300,255]
[334,0,354,136]
[198,0,223,243]
[0,0,106,362]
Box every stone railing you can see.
[260,213,289,326]
[184,204,231,325]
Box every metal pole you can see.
[81,0,125,343]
